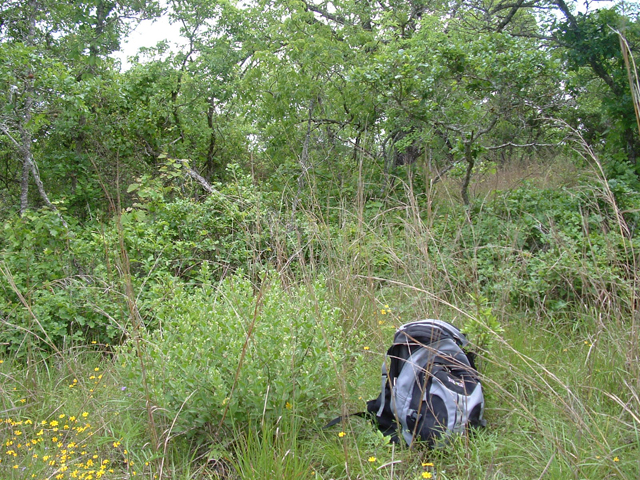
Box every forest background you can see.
[1,0,640,478]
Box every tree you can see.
[0,0,159,219]
[0,0,64,220]
[225,0,569,204]
[553,4,640,177]
[353,14,564,204]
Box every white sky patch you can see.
[113,14,186,70]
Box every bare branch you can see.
[476,117,499,139]
[486,141,561,150]
[431,160,460,186]
[336,134,380,161]
[495,0,528,33]
[0,123,23,151]
[176,159,218,194]
[1,123,68,227]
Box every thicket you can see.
[3,156,636,355]
[2,0,640,477]
[1,152,639,478]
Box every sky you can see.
[113,15,184,69]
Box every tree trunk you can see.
[12,0,67,226]
[461,142,474,207]
[20,143,30,215]
[18,0,37,215]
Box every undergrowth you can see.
[1,153,639,479]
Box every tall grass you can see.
[1,146,639,479]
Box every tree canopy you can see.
[1,0,639,217]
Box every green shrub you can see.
[0,211,126,353]
[0,165,304,353]
[116,272,361,435]
[426,182,635,318]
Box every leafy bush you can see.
[425,182,635,317]
[120,162,279,281]
[116,273,361,435]
[0,211,126,353]
[0,165,306,353]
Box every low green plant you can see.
[232,418,312,479]
[462,293,504,353]
[117,272,363,436]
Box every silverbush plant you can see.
[116,272,360,435]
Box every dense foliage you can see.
[1,0,639,217]
[118,274,360,434]
[2,0,640,479]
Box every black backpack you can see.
[365,319,486,447]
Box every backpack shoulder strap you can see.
[376,361,388,417]
[323,411,371,429]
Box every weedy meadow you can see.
[1,151,639,479]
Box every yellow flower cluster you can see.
[420,461,435,479]
[69,368,104,392]
[1,412,124,480]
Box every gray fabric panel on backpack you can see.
[393,339,458,443]
[425,375,484,442]
[393,346,433,437]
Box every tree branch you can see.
[486,141,561,150]
[2,123,68,227]
[0,123,23,152]
[495,0,527,33]
[299,0,347,25]
[176,159,218,194]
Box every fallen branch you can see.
[176,158,218,194]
